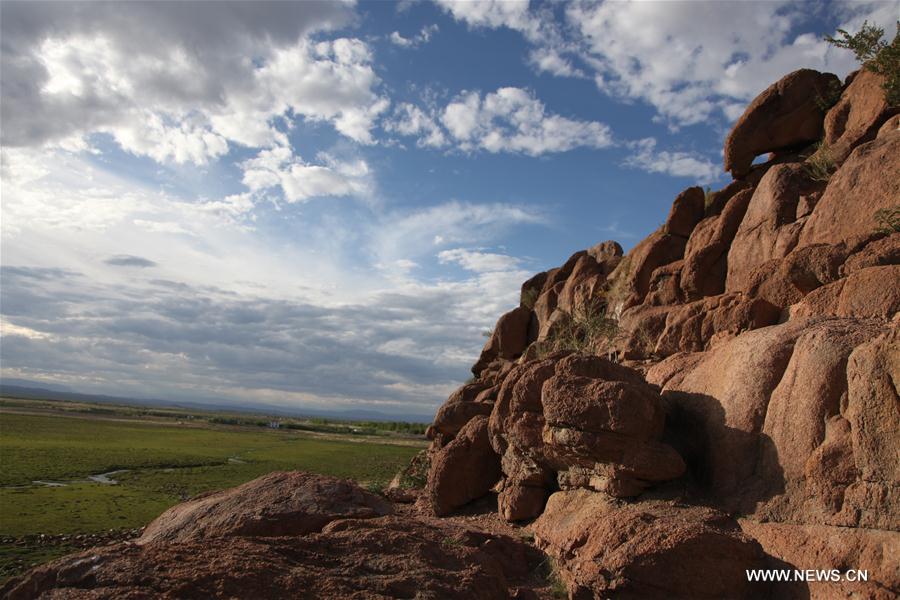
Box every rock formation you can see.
[5,67,898,600]
[424,66,899,599]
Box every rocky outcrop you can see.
[3,500,544,600]
[798,129,900,247]
[724,69,840,177]
[533,490,770,599]
[138,471,392,544]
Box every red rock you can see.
[877,113,899,138]
[533,490,769,599]
[430,381,492,439]
[519,270,548,307]
[428,415,501,516]
[798,130,900,247]
[791,265,900,319]
[743,242,849,310]
[665,186,706,238]
[497,483,546,522]
[740,520,900,600]
[824,69,898,164]
[726,164,823,293]
[842,233,900,274]
[644,260,684,306]
[138,471,391,544]
[3,516,541,600]
[586,240,623,263]
[608,230,686,313]
[681,188,754,299]
[724,69,840,178]
[556,254,606,313]
[653,293,781,357]
[473,305,533,375]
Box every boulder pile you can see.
[425,67,899,599]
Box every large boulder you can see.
[724,69,840,178]
[533,490,769,599]
[824,69,898,164]
[138,471,391,544]
[427,415,501,516]
[798,130,900,247]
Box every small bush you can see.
[874,206,900,234]
[803,141,836,182]
[825,21,900,106]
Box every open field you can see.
[0,399,426,581]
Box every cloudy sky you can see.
[1,0,896,419]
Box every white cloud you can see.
[623,138,719,185]
[389,24,439,48]
[438,248,522,273]
[1,3,387,161]
[240,145,372,203]
[434,0,534,33]
[528,47,585,78]
[391,86,613,155]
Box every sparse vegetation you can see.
[814,77,844,111]
[481,328,494,338]
[803,141,836,182]
[874,205,900,233]
[521,286,540,309]
[535,297,618,357]
[825,21,900,106]
[537,556,569,599]
[604,256,633,318]
[703,186,716,210]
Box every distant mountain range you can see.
[0,380,435,423]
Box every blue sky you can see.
[1,0,897,418]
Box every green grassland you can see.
[0,403,425,581]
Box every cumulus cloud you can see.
[240,145,372,203]
[389,24,439,48]
[623,138,720,184]
[390,87,614,155]
[0,1,387,160]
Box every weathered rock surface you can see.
[3,515,544,600]
[533,490,770,599]
[798,130,900,247]
[724,69,840,177]
[428,415,501,517]
[824,69,898,164]
[139,471,392,544]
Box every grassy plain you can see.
[0,399,425,581]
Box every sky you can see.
[1,0,897,419]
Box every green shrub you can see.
[825,21,900,106]
[874,205,900,234]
